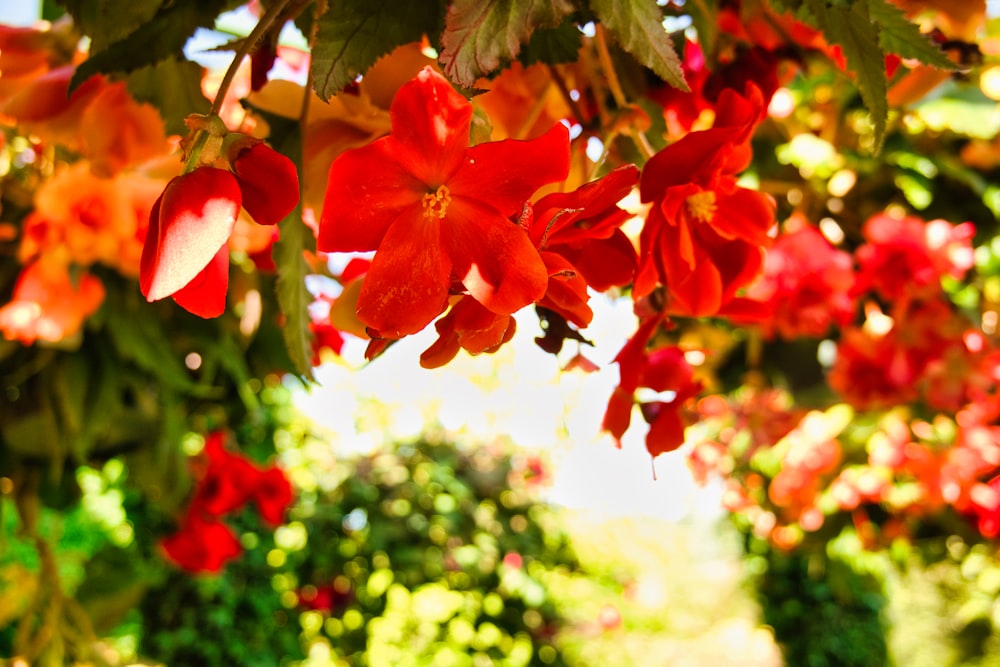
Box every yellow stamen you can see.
[422,185,452,220]
[686,190,717,223]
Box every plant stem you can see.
[208,0,295,118]
[594,24,627,109]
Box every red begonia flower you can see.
[853,213,975,302]
[318,66,569,339]
[191,431,260,518]
[529,164,639,327]
[253,466,295,527]
[636,86,775,316]
[160,512,242,574]
[140,166,241,314]
[420,296,516,368]
[745,222,856,339]
[228,137,300,226]
[602,316,703,457]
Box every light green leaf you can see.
[868,0,957,70]
[590,0,688,91]
[804,0,887,152]
[439,0,575,88]
[311,0,447,101]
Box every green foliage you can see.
[138,510,306,667]
[748,534,890,667]
[804,0,889,153]
[589,0,688,91]
[438,0,575,87]
[126,57,211,137]
[311,0,447,100]
[285,438,579,665]
[67,0,241,92]
[867,0,956,69]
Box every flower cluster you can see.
[160,432,294,573]
[0,24,173,343]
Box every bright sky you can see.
[293,293,726,523]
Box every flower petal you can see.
[711,185,775,247]
[356,209,451,338]
[449,122,570,217]
[170,242,230,318]
[231,140,300,226]
[444,199,548,315]
[317,137,425,252]
[389,66,472,184]
[141,167,240,302]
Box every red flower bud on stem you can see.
[229,137,300,226]
[140,166,242,317]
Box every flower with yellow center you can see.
[422,185,452,220]
[686,190,717,223]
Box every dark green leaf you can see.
[103,289,213,395]
[590,0,688,91]
[127,57,210,137]
[804,0,887,152]
[57,0,163,52]
[311,0,447,101]
[440,0,575,88]
[519,21,583,67]
[69,0,238,92]
[868,0,957,70]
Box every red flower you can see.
[160,512,242,574]
[317,66,570,340]
[744,221,856,339]
[529,164,639,328]
[140,166,242,318]
[419,295,516,368]
[227,136,300,226]
[637,85,775,317]
[253,465,294,527]
[853,213,975,302]
[191,431,259,518]
[603,317,703,458]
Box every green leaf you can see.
[439,0,575,88]
[243,109,316,380]
[102,288,215,395]
[867,0,957,70]
[311,0,447,101]
[804,0,887,152]
[590,0,688,91]
[127,57,210,137]
[519,20,583,67]
[57,0,163,53]
[69,0,238,92]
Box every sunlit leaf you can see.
[803,0,888,152]
[868,0,958,70]
[439,0,575,87]
[590,0,689,91]
[311,0,446,101]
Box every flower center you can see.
[686,190,717,223]
[422,185,452,220]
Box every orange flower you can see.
[0,259,104,345]
[20,161,142,270]
[80,82,169,177]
